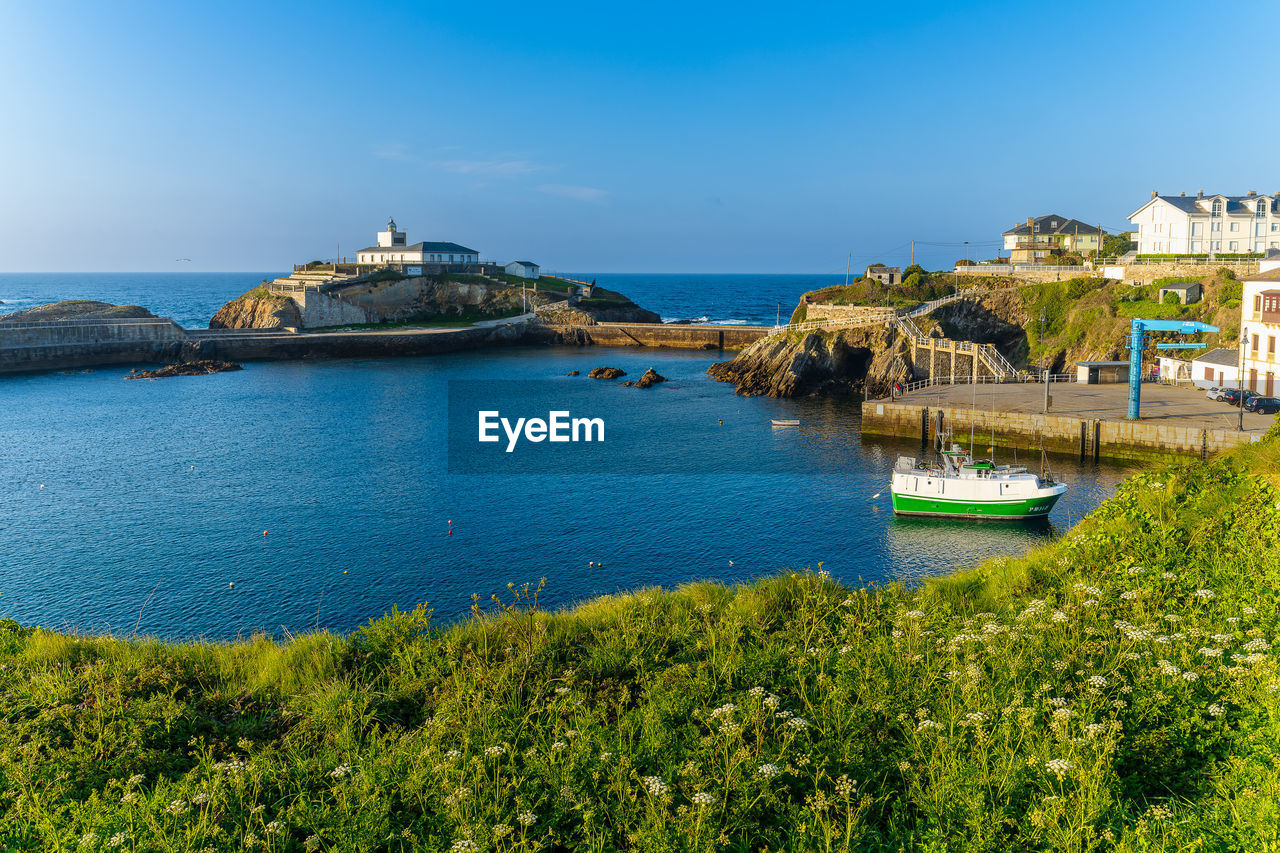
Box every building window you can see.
[1192,222,1202,235]
[1254,335,1261,355]
[1259,200,1269,217]
[1271,336,1277,359]
[1212,221,1222,231]
[1229,241,1239,251]
[1204,366,1213,380]
[1230,222,1239,232]
[1213,199,1224,214]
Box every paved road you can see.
[898,382,1274,434]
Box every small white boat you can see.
[771,419,800,427]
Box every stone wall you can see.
[290,291,370,327]
[1104,261,1260,285]
[547,323,768,350]
[0,320,186,348]
[956,267,1104,283]
[802,304,895,323]
[860,400,1257,463]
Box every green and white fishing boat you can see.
[890,443,1067,520]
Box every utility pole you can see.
[1240,331,1250,430]
[776,301,781,327]
[845,252,851,287]
[1040,311,1049,413]
[910,240,915,266]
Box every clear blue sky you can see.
[2,0,1277,273]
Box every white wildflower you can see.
[642,776,669,796]
[1045,758,1073,779]
[1208,704,1226,717]
[757,763,781,778]
[691,792,715,807]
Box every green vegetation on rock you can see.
[5,427,1280,849]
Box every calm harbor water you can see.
[0,345,1135,640]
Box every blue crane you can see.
[1126,318,1219,419]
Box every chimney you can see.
[1248,190,1257,196]
[1151,190,1158,199]
[1026,216,1035,234]
[1181,191,1186,196]
[1197,190,1204,198]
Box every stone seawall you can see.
[546,323,768,350]
[0,320,768,374]
[860,400,1257,463]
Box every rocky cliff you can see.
[209,288,302,329]
[0,300,157,324]
[707,325,913,397]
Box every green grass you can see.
[5,426,1280,850]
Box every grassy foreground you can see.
[5,431,1280,851]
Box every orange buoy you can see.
[263,530,269,536]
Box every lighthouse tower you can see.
[377,216,406,248]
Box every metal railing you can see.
[770,308,896,334]
[894,372,1074,395]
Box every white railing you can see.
[770,308,896,334]
[955,264,1090,274]
[893,372,1074,396]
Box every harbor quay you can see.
[861,383,1272,462]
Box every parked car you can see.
[1245,396,1280,415]
[1206,386,1226,401]
[1218,388,1262,406]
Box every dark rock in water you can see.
[621,368,668,388]
[124,361,243,380]
[588,366,626,379]
[708,326,912,398]
[566,370,580,376]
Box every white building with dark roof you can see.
[505,261,540,279]
[355,217,479,266]
[1128,191,1280,256]
[1191,347,1242,390]
[1002,216,1103,260]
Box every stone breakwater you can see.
[0,319,769,375]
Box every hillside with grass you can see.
[3,425,1280,850]
[795,268,1244,373]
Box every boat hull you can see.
[890,489,1064,520]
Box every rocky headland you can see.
[0,300,158,324]
[210,274,660,331]
[209,287,302,329]
[708,325,913,398]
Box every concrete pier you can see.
[862,383,1271,462]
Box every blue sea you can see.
[0,274,1137,640]
[0,272,844,329]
